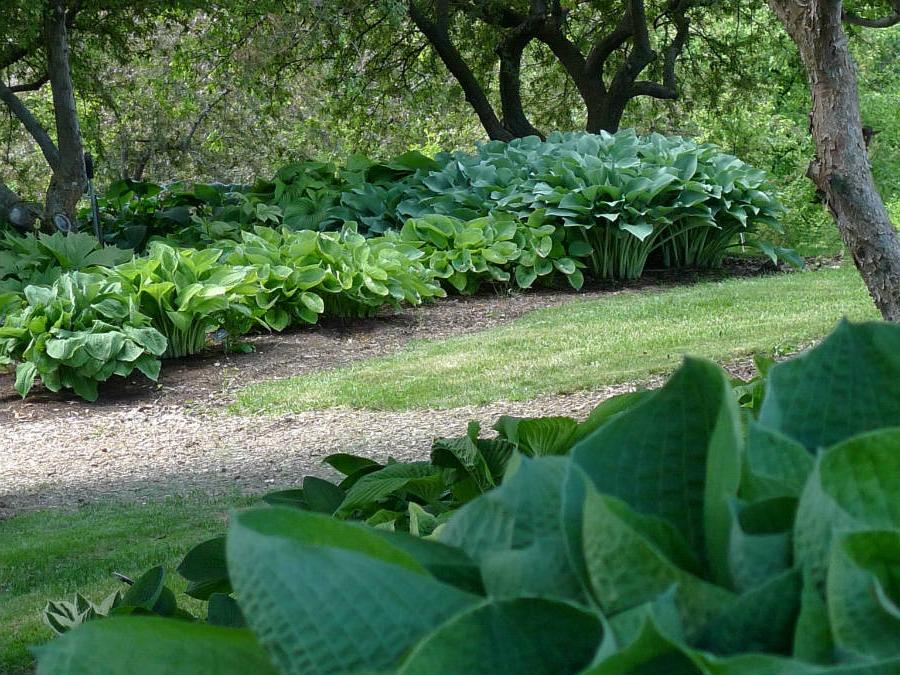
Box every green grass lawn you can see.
[0,495,250,674]
[234,265,878,413]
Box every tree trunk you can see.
[497,33,543,138]
[768,0,900,321]
[42,0,86,230]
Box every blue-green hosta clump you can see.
[35,320,900,674]
[221,223,444,328]
[408,130,791,279]
[0,272,166,401]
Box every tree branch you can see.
[841,10,900,27]
[632,0,691,99]
[408,0,513,140]
[585,11,633,78]
[9,73,50,92]
[0,80,61,169]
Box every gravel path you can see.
[0,384,655,517]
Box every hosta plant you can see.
[263,389,651,534]
[0,272,166,401]
[398,211,587,294]
[221,223,443,328]
[36,319,900,675]
[0,231,131,287]
[102,242,261,358]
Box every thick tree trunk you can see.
[42,0,86,230]
[768,0,900,321]
[497,33,543,138]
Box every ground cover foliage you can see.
[32,319,900,674]
[0,131,793,400]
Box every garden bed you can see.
[0,258,781,421]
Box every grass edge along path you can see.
[234,265,878,413]
[0,494,252,675]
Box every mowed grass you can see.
[235,265,878,413]
[0,494,250,674]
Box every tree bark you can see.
[0,182,35,230]
[42,0,87,229]
[768,0,900,321]
[497,32,543,138]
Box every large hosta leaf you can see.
[580,488,734,637]
[439,456,589,603]
[34,617,277,675]
[794,428,900,586]
[758,320,900,450]
[740,423,813,502]
[571,357,742,586]
[336,461,445,515]
[727,497,795,592]
[697,569,801,656]
[827,531,900,660]
[226,508,479,675]
[398,598,603,675]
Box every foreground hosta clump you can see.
[35,319,900,675]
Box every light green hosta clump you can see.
[102,242,262,358]
[222,223,444,328]
[398,211,587,294]
[35,320,900,674]
[0,272,166,401]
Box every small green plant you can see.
[34,320,900,675]
[0,272,167,400]
[264,390,651,533]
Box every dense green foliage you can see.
[101,243,262,358]
[0,131,793,400]
[263,391,652,534]
[90,131,792,281]
[221,224,444,324]
[33,320,900,674]
[396,212,587,293]
[0,227,444,395]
